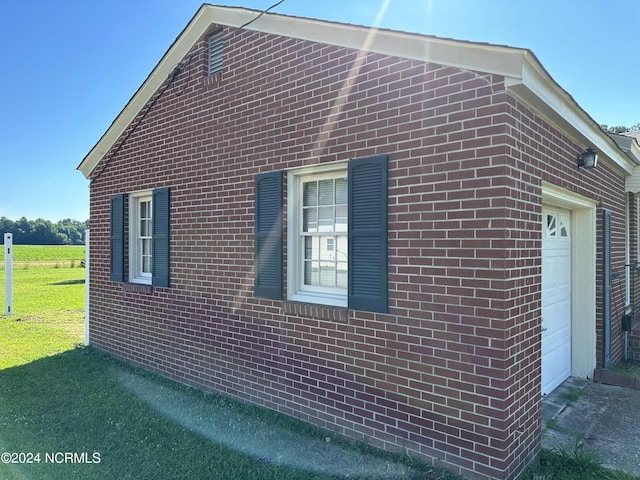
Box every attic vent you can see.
[207,29,224,75]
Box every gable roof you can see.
[78,4,636,179]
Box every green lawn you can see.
[0,260,85,369]
[0,349,452,480]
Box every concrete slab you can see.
[542,377,640,475]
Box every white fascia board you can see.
[229,11,527,78]
[506,54,634,175]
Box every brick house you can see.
[77,5,640,480]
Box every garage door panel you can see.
[541,207,572,396]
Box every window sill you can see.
[202,71,222,88]
[287,291,347,308]
[282,301,348,323]
[122,283,154,295]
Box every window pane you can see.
[337,262,348,289]
[141,201,151,220]
[319,262,336,288]
[304,260,319,286]
[326,237,335,252]
[335,177,347,204]
[318,179,333,205]
[304,236,316,260]
[320,236,334,260]
[140,219,151,237]
[335,205,347,231]
[142,239,152,256]
[318,206,334,232]
[142,255,152,274]
[337,236,347,261]
[303,182,317,206]
[303,208,318,233]
[142,238,152,274]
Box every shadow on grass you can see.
[49,279,85,286]
[0,348,443,480]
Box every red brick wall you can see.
[87,25,627,480]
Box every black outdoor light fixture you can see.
[577,147,598,169]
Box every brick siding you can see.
[87,25,628,480]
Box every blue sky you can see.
[1,0,637,222]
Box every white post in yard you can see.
[4,233,12,316]
[84,229,90,346]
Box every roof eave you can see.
[505,53,634,176]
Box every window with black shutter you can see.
[256,155,388,314]
[108,187,171,288]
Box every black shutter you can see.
[255,171,283,300]
[348,155,388,313]
[110,194,125,282]
[152,187,170,288]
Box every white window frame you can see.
[287,162,348,307]
[129,191,153,285]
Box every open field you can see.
[0,245,85,269]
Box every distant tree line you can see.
[0,217,89,245]
[601,123,640,134]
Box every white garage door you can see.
[541,207,572,395]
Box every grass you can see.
[612,359,640,377]
[521,445,640,480]
[1,348,454,480]
[0,247,85,369]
